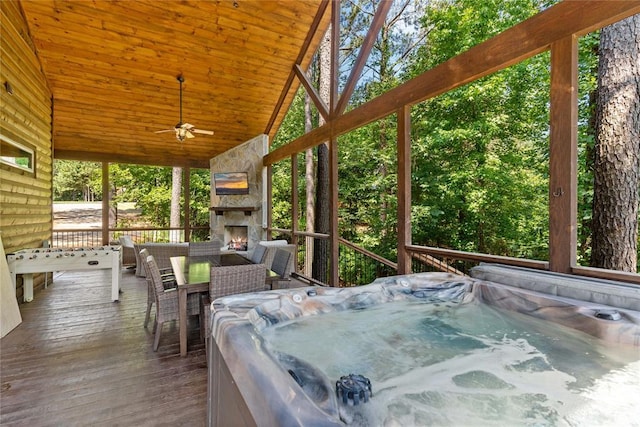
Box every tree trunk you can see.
[312,27,332,283]
[170,167,182,243]
[590,15,640,272]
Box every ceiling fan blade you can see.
[185,130,195,139]
[192,129,214,135]
[155,129,176,134]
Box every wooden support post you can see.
[549,36,578,273]
[184,167,191,242]
[266,165,273,237]
[291,154,299,247]
[328,0,340,286]
[102,162,110,246]
[397,106,412,274]
[329,135,339,287]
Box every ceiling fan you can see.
[155,75,214,142]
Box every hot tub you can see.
[206,266,640,426]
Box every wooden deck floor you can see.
[0,269,207,426]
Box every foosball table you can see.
[6,246,122,302]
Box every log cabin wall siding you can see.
[1,0,53,300]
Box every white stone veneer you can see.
[209,134,268,251]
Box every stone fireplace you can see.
[209,135,268,252]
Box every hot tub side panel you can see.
[208,320,344,427]
[208,335,257,427]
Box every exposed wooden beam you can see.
[549,36,578,273]
[265,1,640,165]
[264,0,330,136]
[264,124,331,166]
[334,0,393,116]
[55,149,210,169]
[293,64,330,121]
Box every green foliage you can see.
[576,32,600,266]
[189,169,212,226]
[404,0,551,259]
[338,116,399,259]
[54,161,210,228]
[53,160,102,201]
[272,89,308,231]
[270,0,604,275]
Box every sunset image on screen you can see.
[214,172,249,195]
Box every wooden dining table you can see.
[170,252,279,356]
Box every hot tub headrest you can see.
[470,264,640,311]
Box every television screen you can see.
[214,172,249,195]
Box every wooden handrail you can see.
[410,252,465,276]
[338,237,397,270]
[291,272,329,287]
[407,245,549,271]
[572,266,640,285]
[294,230,330,239]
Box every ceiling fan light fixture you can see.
[177,128,187,141]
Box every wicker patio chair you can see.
[188,240,222,257]
[200,263,267,356]
[144,255,200,351]
[140,248,177,329]
[249,243,268,264]
[269,248,293,290]
[118,235,137,267]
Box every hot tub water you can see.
[261,299,640,426]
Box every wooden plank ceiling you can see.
[19,0,328,168]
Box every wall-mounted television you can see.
[214,172,249,195]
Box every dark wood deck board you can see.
[0,269,207,426]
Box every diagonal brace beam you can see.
[334,0,393,116]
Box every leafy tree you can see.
[406,0,551,259]
[272,89,307,231]
[188,168,212,227]
[273,0,569,274]
[54,161,210,230]
[53,160,102,201]
[335,0,428,262]
[576,32,600,266]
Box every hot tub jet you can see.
[336,374,372,406]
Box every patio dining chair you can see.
[144,255,200,351]
[118,235,136,267]
[269,248,293,290]
[188,239,222,257]
[200,263,267,356]
[248,243,268,264]
[140,248,176,329]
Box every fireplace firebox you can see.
[224,226,248,251]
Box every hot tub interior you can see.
[207,269,640,426]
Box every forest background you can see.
[53,0,639,272]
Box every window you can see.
[1,135,34,174]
